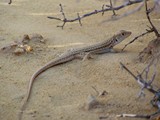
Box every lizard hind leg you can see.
[82,52,94,61]
[74,52,94,61]
[82,48,117,61]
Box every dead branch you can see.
[120,0,160,61]
[120,62,157,95]
[119,60,160,119]
[122,29,154,51]
[138,0,160,62]
[122,0,160,51]
[109,0,116,16]
[117,111,160,119]
[47,0,143,29]
[102,1,144,23]
[120,62,137,80]
[117,113,151,119]
[145,0,160,37]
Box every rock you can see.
[30,33,43,43]
[24,45,33,52]
[13,47,25,55]
[21,34,30,44]
[85,94,99,110]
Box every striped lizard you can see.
[19,30,131,119]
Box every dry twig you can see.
[144,0,160,37]
[122,29,154,51]
[138,0,160,62]
[120,61,157,95]
[48,0,143,29]
[122,0,160,51]
[102,1,144,23]
[119,59,160,119]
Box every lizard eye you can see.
[115,38,118,42]
[121,33,125,36]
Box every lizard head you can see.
[112,30,132,46]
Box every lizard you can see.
[19,30,131,120]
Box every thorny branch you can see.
[138,0,160,62]
[101,1,144,23]
[120,61,157,95]
[47,0,143,29]
[119,58,160,119]
[109,0,116,16]
[145,0,160,37]
[122,29,154,51]
[122,0,160,51]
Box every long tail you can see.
[18,60,58,120]
[18,55,74,120]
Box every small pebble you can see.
[21,34,30,44]
[24,45,33,52]
[26,110,37,115]
[30,33,43,42]
[13,48,25,55]
[85,94,99,110]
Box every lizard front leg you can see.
[82,48,115,60]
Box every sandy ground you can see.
[0,0,160,120]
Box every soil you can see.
[0,0,160,120]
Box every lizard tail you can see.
[18,55,74,120]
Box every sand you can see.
[0,0,160,120]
